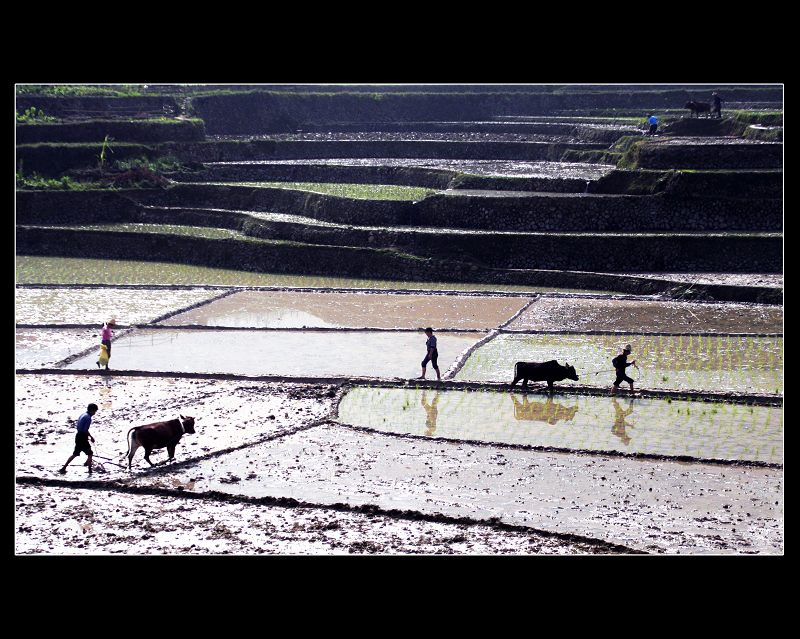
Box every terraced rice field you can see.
[17,257,604,293]
[204,182,435,200]
[159,290,528,329]
[337,387,783,464]
[63,329,484,378]
[15,287,222,325]
[506,298,783,334]
[454,333,784,394]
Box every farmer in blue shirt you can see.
[59,403,98,475]
[646,114,658,136]
[417,327,441,381]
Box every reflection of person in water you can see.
[611,398,635,446]
[511,395,579,425]
[421,390,440,437]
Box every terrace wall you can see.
[188,89,783,134]
[16,187,783,233]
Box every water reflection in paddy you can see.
[64,330,483,378]
[337,387,783,464]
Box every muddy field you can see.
[15,285,784,555]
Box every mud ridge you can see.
[333,420,783,470]
[15,324,783,338]
[14,475,641,554]
[443,330,502,380]
[14,369,783,406]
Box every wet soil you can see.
[630,273,783,289]
[15,483,608,555]
[129,423,782,554]
[160,290,529,330]
[15,287,221,325]
[507,298,783,333]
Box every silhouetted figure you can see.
[611,343,637,395]
[417,327,441,381]
[711,92,723,118]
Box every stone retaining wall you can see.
[637,142,783,169]
[16,119,205,144]
[16,223,780,274]
[16,186,783,232]
[16,95,180,118]
[188,90,782,135]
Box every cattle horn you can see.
[180,414,185,420]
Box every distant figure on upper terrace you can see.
[645,114,658,136]
[711,92,723,118]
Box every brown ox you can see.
[126,415,196,470]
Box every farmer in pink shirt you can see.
[98,319,116,369]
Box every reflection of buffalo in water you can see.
[511,395,579,425]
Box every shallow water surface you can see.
[508,298,783,334]
[64,329,483,378]
[455,333,784,394]
[161,291,528,329]
[337,387,783,464]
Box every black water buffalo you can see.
[126,415,196,470]
[510,360,579,392]
[685,101,711,117]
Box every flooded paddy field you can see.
[63,329,483,378]
[506,297,783,333]
[15,286,222,325]
[16,329,100,368]
[260,131,585,143]
[123,423,782,553]
[159,290,529,330]
[207,159,616,180]
[202,181,435,200]
[455,333,783,395]
[630,273,784,289]
[337,387,783,464]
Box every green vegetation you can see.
[38,223,244,240]
[455,333,784,394]
[16,107,58,124]
[210,182,435,201]
[730,110,783,126]
[16,84,146,97]
[114,155,184,172]
[16,172,98,190]
[16,256,595,292]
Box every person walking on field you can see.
[611,344,636,395]
[418,327,441,381]
[59,403,98,475]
